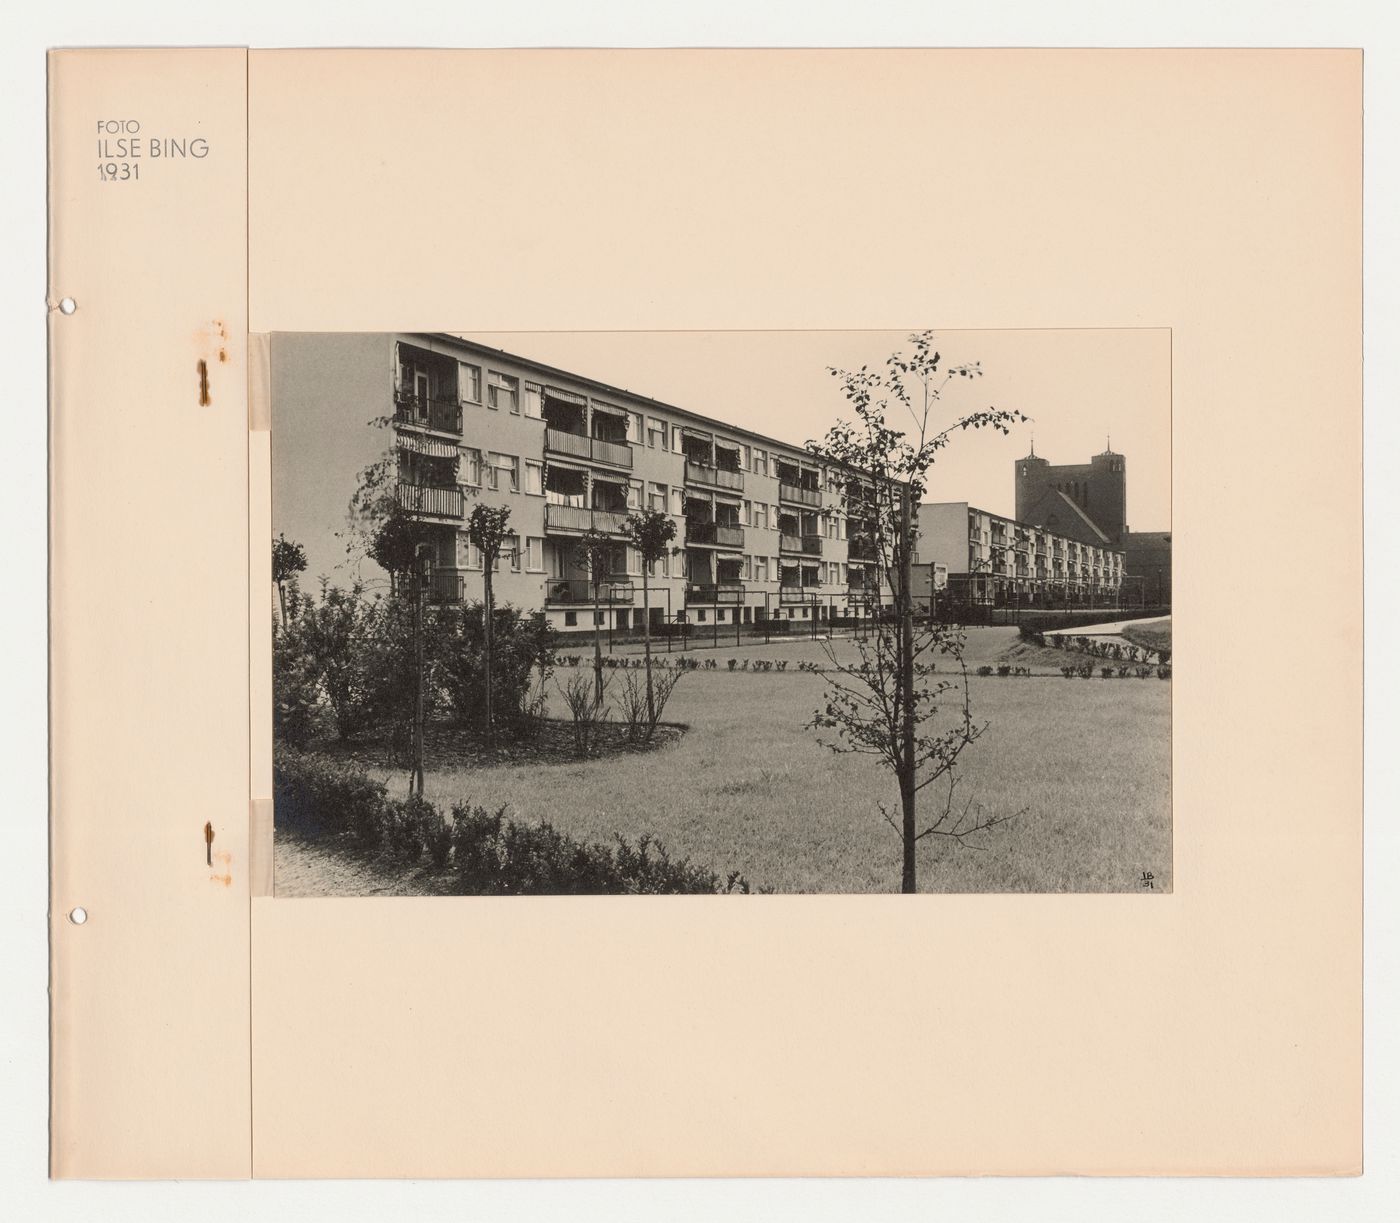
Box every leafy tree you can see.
[271,533,307,626]
[437,603,557,735]
[574,528,616,712]
[623,509,678,725]
[466,503,513,741]
[806,331,1027,892]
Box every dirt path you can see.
[274,834,440,897]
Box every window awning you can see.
[397,433,459,459]
[544,386,587,405]
[591,399,627,419]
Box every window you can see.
[627,480,642,510]
[465,540,482,570]
[670,487,685,516]
[625,547,641,576]
[741,555,752,580]
[754,556,768,582]
[523,383,544,419]
[488,452,519,493]
[525,537,544,572]
[507,533,522,572]
[753,502,768,530]
[753,448,767,478]
[647,417,666,449]
[627,411,644,444]
[696,609,706,623]
[461,447,482,487]
[487,371,519,413]
[741,498,751,526]
[648,481,667,512]
[672,425,684,451]
[741,444,751,471]
[716,609,726,623]
[525,460,544,496]
[564,611,577,627]
[458,362,482,404]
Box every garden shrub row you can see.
[273,748,751,894]
[1018,625,1170,665]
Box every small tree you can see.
[574,528,616,713]
[271,533,307,626]
[623,509,678,725]
[807,331,1027,893]
[467,503,513,742]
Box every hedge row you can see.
[273,748,751,895]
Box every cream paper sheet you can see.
[50,47,1362,1177]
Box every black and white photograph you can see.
[270,328,1172,895]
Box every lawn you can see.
[1120,616,1172,657]
[351,630,1171,894]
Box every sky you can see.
[458,328,1172,532]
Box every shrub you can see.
[1060,665,1076,679]
[1157,665,1172,680]
[273,747,387,848]
[437,602,558,735]
[996,664,1012,678]
[448,801,741,895]
[975,665,994,677]
[559,670,608,757]
[616,666,685,744]
[1100,666,1115,679]
[272,630,324,749]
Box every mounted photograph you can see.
[268,329,1172,896]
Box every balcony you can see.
[544,504,630,535]
[778,481,822,508]
[686,521,745,549]
[687,582,745,604]
[396,482,463,519]
[779,533,803,553]
[545,578,634,605]
[545,427,634,469]
[424,567,467,603]
[684,460,744,492]
[802,535,822,557]
[394,391,463,436]
[779,584,822,604]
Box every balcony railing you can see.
[687,582,745,604]
[544,427,634,469]
[544,504,630,534]
[847,540,876,562]
[779,584,822,604]
[778,482,822,508]
[396,482,463,519]
[802,535,823,557]
[779,533,803,553]
[394,392,463,435]
[545,578,634,605]
[685,460,744,491]
[424,567,468,603]
[686,521,746,548]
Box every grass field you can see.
[353,630,1171,894]
[1121,616,1172,657]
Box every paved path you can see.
[1043,617,1165,638]
[274,834,437,897]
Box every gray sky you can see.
[459,329,1171,532]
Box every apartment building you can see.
[270,333,892,635]
[916,501,1126,606]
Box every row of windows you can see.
[445,359,839,482]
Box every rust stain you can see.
[209,872,233,887]
[197,358,211,406]
[214,848,233,866]
[218,348,228,363]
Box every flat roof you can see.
[413,332,838,469]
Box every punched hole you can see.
[68,907,87,925]
[58,298,77,315]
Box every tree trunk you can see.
[592,581,604,712]
[276,580,287,629]
[899,485,917,894]
[412,570,425,798]
[642,567,654,724]
[483,567,494,744]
